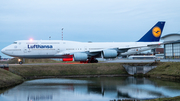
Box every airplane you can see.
[1,21,165,64]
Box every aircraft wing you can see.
[89,45,148,54]
[55,42,163,57]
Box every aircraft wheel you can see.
[87,58,98,63]
[94,60,98,63]
[19,61,23,64]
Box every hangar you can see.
[161,33,180,59]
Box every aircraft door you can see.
[57,48,60,53]
[84,46,89,51]
[24,48,27,53]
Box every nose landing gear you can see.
[18,59,23,64]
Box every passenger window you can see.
[13,42,17,44]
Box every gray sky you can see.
[1,0,180,58]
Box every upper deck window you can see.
[13,42,17,44]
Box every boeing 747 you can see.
[1,21,165,64]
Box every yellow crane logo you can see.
[152,27,161,37]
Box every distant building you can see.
[151,48,164,55]
[155,48,164,54]
[161,33,180,59]
[155,54,164,59]
[153,48,164,59]
[161,33,180,41]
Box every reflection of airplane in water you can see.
[1,21,165,64]
[86,77,180,99]
[1,77,180,101]
[117,87,163,99]
[87,77,166,99]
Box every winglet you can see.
[137,21,165,42]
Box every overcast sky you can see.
[1,0,180,58]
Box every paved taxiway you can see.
[105,59,180,63]
[8,62,83,66]
[7,59,180,65]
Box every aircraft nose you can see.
[1,48,6,54]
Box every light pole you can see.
[62,28,64,41]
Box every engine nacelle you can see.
[121,47,154,56]
[73,53,88,61]
[103,50,118,58]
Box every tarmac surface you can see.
[7,59,180,65]
[104,59,180,63]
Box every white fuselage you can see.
[1,40,161,58]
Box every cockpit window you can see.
[13,42,17,44]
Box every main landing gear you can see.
[87,58,98,63]
[80,58,98,63]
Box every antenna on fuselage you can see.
[62,27,64,41]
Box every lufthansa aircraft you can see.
[1,21,165,64]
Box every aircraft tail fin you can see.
[137,21,165,42]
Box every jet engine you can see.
[103,50,118,58]
[73,53,88,61]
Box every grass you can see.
[24,58,61,63]
[0,68,23,88]
[9,63,127,78]
[8,62,168,79]
[147,62,180,79]
[146,96,180,101]
[0,58,18,64]
[0,58,76,64]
